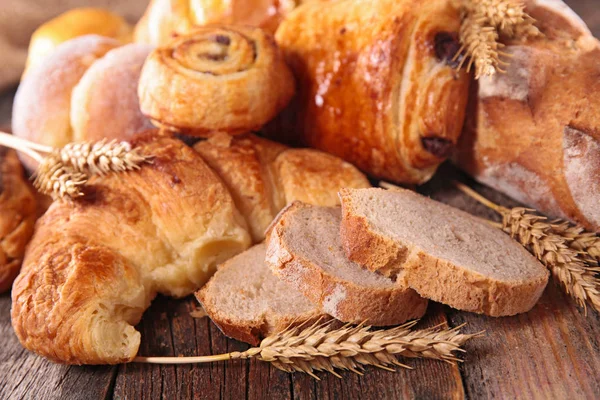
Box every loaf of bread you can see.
[339,188,549,316]
[24,8,133,76]
[453,0,600,231]
[196,243,324,345]
[12,36,153,171]
[266,202,428,326]
[134,0,324,45]
[11,131,370,364]
[138,26,295,137]
[272,0,470,184]
[0,149,37,293]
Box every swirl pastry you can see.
[274,0,470,184]
[11,131,369,364]
[138,26,295,137]
[0,149,37,293]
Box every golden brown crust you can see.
[133,0,325,45]
[266,203,428,326]
[273,0,469,184]
[138,26,295,136]
[454,36,600,231]
[0,149,37,293]
[12,35,120,171]
[194,133,370,242]
[11,134,252,364]
[24,8,132,76]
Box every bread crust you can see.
[266,203,428,326]
[273,0,469,184]
[339,188,550,317]
[0,149,37,293]
[138,26,295,136]
[454,3,600,231]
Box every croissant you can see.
[273,0,470,184]
[11,131,370,364]
[12,36,153,171]
[454,2,600,231]
[138,26,295,137]
[133,0,325,45]
[0,149,37,293]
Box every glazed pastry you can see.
[12,36,153,171]
[138,26,295,136]
[11,131,370,364]
[24,8,133,76]
[0,149,37,293]
[134,0,326,45]
[454,0,600,231]
[273,0,470,184]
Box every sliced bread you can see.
[265,203,428,326]
[195,243,324,345]
[339,187,549,316]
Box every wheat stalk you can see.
[453,181,600,314]
[457,0,540,79]
[0,131,151,199]
[134,319,482,378]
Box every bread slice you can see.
[195,243,324,345]
[339,187,549,316]
[266,203,428,326]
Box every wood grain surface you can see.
[1,1,599,399]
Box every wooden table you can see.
[1,1,599,398]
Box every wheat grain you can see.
[59,140,151,176]
[466,0,540,37]
[458,12,505,79]
[33,154,88,199]
[134,319,482,378]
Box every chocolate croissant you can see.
[138,26,295,137]
[273,0,470,184]
[12,132,369,364]
[0,149,37,293]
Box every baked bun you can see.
[138,26,295,136]
[134,0,323,45]
[0,149,37,293]
[24,8,132,76]
[12,36,152,171]
[273,0,470,184]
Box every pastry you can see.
[138,26,295,136]
[0,149,37,293]
[272,0,470,184]
[11,131,370,364]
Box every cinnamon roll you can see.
[274,0,470,184]
[138,26,295,136]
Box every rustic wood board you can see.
[1,1,599,398]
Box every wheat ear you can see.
[457,12,505,79]
[0,131,151,199]
[454,182,600,314]
[135,319,482,379]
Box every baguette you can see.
[339,188,549,316]
[266,203,428,326]
[196,243,324,346]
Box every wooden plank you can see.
[0,293,117,400]
[420,169,600,399]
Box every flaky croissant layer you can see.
[11,132,370,364]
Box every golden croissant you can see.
[11,132,370,364]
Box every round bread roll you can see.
[0,149,37,293]
[24,8,133,76]
[138,26,295,137]
[71,43,155,142]
[12,36,152,171]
